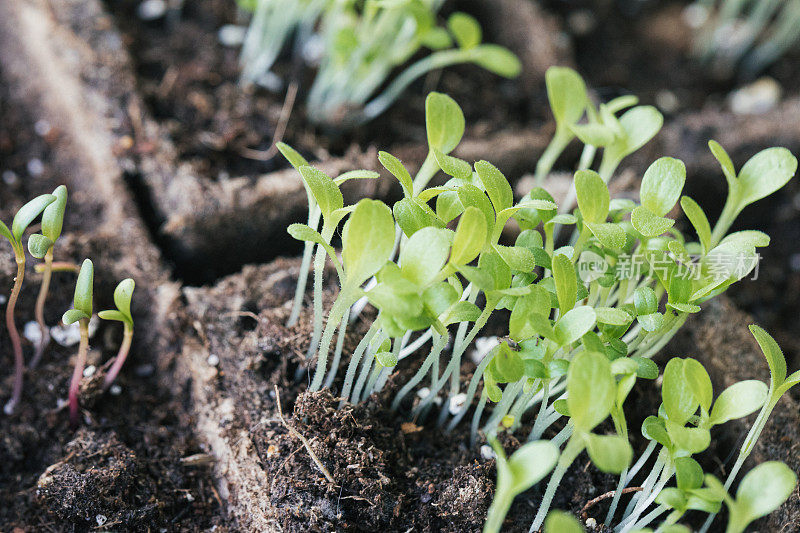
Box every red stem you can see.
[102,325,132,391]
[4,255,25,415]
[68,319,89,429]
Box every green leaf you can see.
[276,142,309,169]
[586,222,626,250]
[594,307,632,326]
[342,199,395,287]
[432,148,472,179]
[287,223,341,270]
[568,351,615,432]
[0,220,13,244]
[634,286,658,315]
[447,12,481,50]
[554,306,596,347]
[656,488,687,511]
[425,92,465,154]
[633,357,659,380]
[640,157,686,217]
[642,416,671,448]
[41,185,67,241]
[506,440,559,495]
[613,106,663,160]
[494,244,536,272]
[469,44,521,78]
[666,420,711,454]
[585,433,633,474]
[663,358,699,425]
[683,358,713,412]
[378,151,413,197]
[489,343,525,383]
[27,234,53,259]
[400,227,451,286]
[393,197,445,237]
[441,300,481,325]
[457,183,495,234]
[570,122,615,147]
[436,190,464,223]
[733,462,797,528]
[298,166,343,219]
[71,258,94,318]
[680,196,712,255]
[709,380,768,426]
[544,510,585,533]
[12,194,56,241]
[575,170,609,224]
[334,170,380,185]
[62,308,90,325]
[112,278,135,324]
[736,147,797,210]
[475,160,513,214]
[675,457,704,491]
[552,254,577,313]
[375,350,398,368]
[708,140,736,189]
[98,310,128,323]
[631,206,675,237]
[638,312,663,333]
[545,66,588,127]
[509,287,551,341]
[450,206,487,265]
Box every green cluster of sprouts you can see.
[1,186,136,427]
[281,65,798,530]
[238,0,520,127]
[688,0,800,77]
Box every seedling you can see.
[704,462,796,533]
[483,437,558,533]
[98,278,135,391]
[241,1,520,127]
[27,185,67,369]
[278,71,797,532]
[689,0,800,77]
[62,259,93,429]
[1,193,56,415]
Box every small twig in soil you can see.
[240,81,298,161]
[274,384,335,484]
[580,486,643,518]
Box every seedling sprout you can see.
[1,193,56,415]
[62,258,93,429]
[98,278,135,391]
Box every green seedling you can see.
[62,259,93,429]
[28,185,67,369]
[483,437,559,533]
[704,462,796,533]
[544,511,585,533]
[1,193,56,415]
[98,278,135,391]
[278,77,796,533]
[690,0,800,77]
[241,0,520,127]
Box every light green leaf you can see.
[709,380,768,426]
[680,196,712,255]
[634,286,659,315]
[276,142,309,169]
[98,310,128,323]
[62,308,90,325]
[298,166,343,218]
[378,151,413,198]
[287,223,342,270]
[575,170,609,224]
[586,222,626,250]
[441,300,481,325]
[545,66,588,127]
[490,342,525,383]
[450,206,487,265]
[675,457,704,491]
[12,194,56,241]
[469,44,521,78]
[506,440,559,495]
[567,351,615,432]
[570,122,615,147]
[544,510,584,533]
[493,244,536,271]
[594,307,632,326]
[27,234,53,259]
[447,12,481,50]
[663,358,699,425]
[400,227,451,286]
[733,462,797,528]
[682,358,713,412]
[112,278,135,324]
[708,140,736,188]
[736,147,797,209]
[432,148,472,179]
[342,199,395,287]
[71,258,94,318]
[426,92,465,154]
[666,420,711,454]
[393,197,445,237]
[554,306,596,346]
[640,157,686,217]
[42,185,67,241]
[475,160,513,214]
[552,254,577,313]
[334,170,380,185]
[631,206,675,237]
[585,433,633,473]
[375,350,398,368]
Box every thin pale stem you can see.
[529,437,583,532]
[287,207,321,327]
[339,322,379,408]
